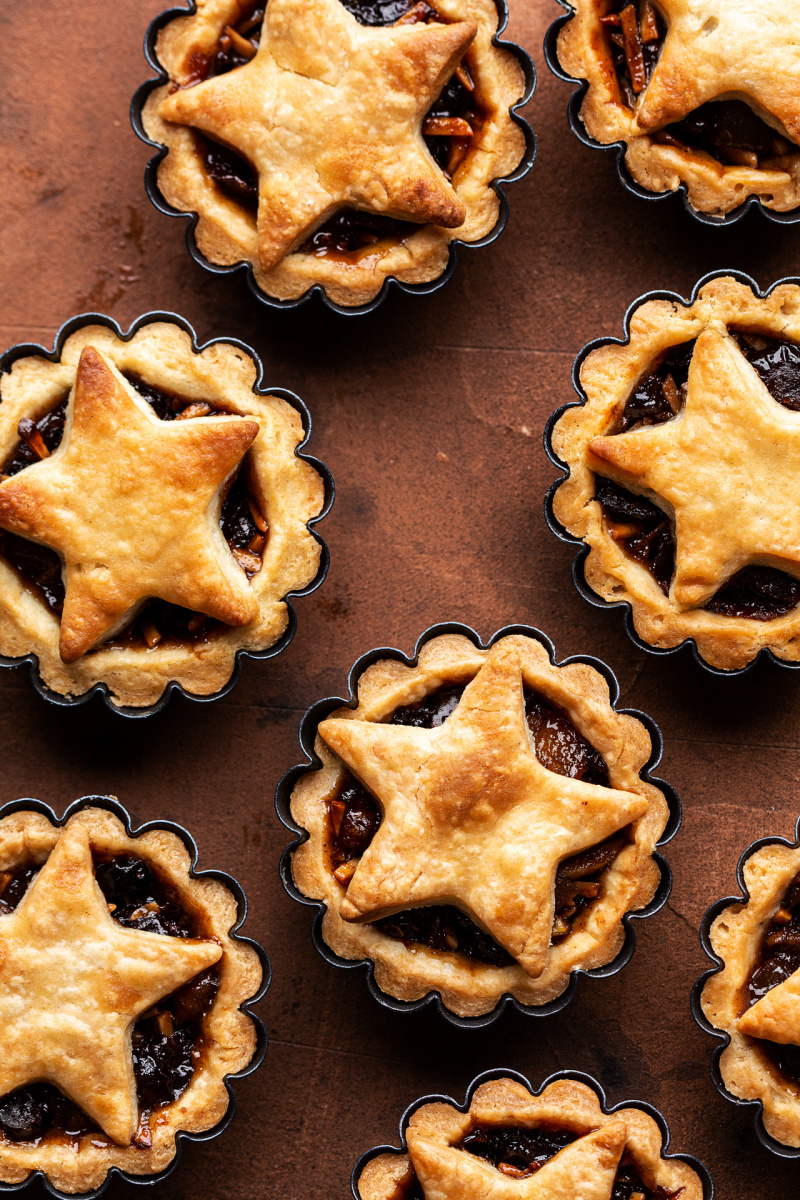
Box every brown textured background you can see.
[2,0,800,1195]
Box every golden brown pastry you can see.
[701,832,800,1149]
[0,804,264,1193]
[357,1076,705,1200]
[0,317,327,708]
[140,0,531,307]
[287,630,671,1018]
[549,275,800,671]
[554,0,800,217]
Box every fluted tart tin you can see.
[0,309,333,717]
[131,0,536,316]
[352,1067,714,1200]
[0,794,270,1199]
[277,620,679,1028]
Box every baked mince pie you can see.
[551,0,800,219]
[138,0,532,309]
[0,803,265,1194]
[698,824,800,1150]
[284,628,672,1019]
[356,1075,707,1200]
[0,316,327,709]
[547,275,800,672]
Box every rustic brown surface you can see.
[2,0,800,1196]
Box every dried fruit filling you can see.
[744,868,800,1088]
[0,375,267,649]
[327,681,629,963]
[391,1126,682,1199]
[192,0,483,260]
[602,0,796,168]
[0,853,219,1147]
[595,331,800,619]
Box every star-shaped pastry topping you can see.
[0,345,260,662]
[634,0,800,143]
[590,330,800,611]
[0,822,222,1145]
[407,1119,627,1200]
[319,645,648,978]
[739,970,800,1046]
[159,0,476,272]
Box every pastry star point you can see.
[0,821,222,1145]
[738,967,800,1046]
[408,1118,627,1200]
[0,344,261,662]
[158,0,476,271]
[590,329,800,609]
[319,644,648,977]
[633,0,800,144]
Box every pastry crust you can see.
[550,275,800,672]
[0,318,326,708]
[555,0,800,217]
[0,805,263,1194]
[289,631,670,1019]
[701,839,800,1149]
[141,0,529,309]
[357,1077,704,1200]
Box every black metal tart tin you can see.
[0,794,270,1200]
[543,268,800,679]
[350,1066,715,1198]
[130,0,536,317]
[276,620,680,1029]
[691,815,800,1160]
[0,309,334,718]
[543,1,800,228]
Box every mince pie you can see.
[699,830,800,1149]
[139,0,531,309]
[286,629,671,1019]
[0,317,326,709]
[553,0,800,218]
[0,804,264,1194]
[357,1075,706,1200]
[549,275,800,672]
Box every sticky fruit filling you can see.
[0,852,220,1148]
[743,867,800,1088]
[326,681,631,964]
[188,0,484,262]
[600,0,797,170]
[0,376,267,651]
[388,1124,683,1199]
[594,331,800,619]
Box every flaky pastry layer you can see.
[0,319,325,708]
[358,1077,703,1200]
[289,631,669,1019]
[551,276,800,672]
[0,805,262,1194]
[142,0,528,308]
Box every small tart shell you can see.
[554,1,800,218]
[550,275,800,672]
[701,839,800,1149]
[0,805,263,1195]
[289,631,670,1019]
[141,0,529,309]
[358,1076,704,1200]
[0,319,326,709]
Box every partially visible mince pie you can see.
[0,804,264,1194]
[700,829,800,1150]
[286,630,671,1019]
[357,1075,706,1200]
[0,318,326,708]
[553,0,800,218]
[549,275,800,672]
[139,0,531,308]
